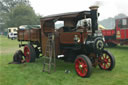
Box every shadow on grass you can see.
[34,57,74,71]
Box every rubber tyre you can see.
[13,50,24,64]
[98,50,115,70]
[75,55,92,78]
[24,44,36,62]
[13,50,20,63]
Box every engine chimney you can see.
[89,6,99,36]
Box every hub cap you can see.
[24,46,30,62]
[96,39,104,50]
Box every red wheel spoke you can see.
[105,54,107,59]
[81,68,84,73]
[83,67,88,72]
[83,64,87,68]
[104,64,106,69]
[78,60,82,65]
[106,63,110,68]
[75,65,79,68]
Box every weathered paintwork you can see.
[18,29,41,42]
[40,10,94,56]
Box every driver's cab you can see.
[41,6,99,55]
[56,18,91,33]
[55,18,91,45]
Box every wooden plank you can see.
[18,29,41,42]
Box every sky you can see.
[29,0,128,21]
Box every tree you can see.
[0,0,41,32]
[0,0,30,32]
[0,0,29,13]
[6,3,41,27]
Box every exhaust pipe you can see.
[89,6,99,36]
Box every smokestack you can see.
[89,6,99,36]
[89,6,99,10]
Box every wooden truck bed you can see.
[18,28,41,42]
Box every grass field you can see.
[0,35,128,85]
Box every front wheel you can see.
[75,55,92,77]
[98,50,115,70]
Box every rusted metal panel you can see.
[55,32,60,55]
[37,29,41,42]
[60,32,81,44]
[41,20,47,55]
[41,20,57,55]
[41,32,60,56]
[18,29,41,42]
[41,29,48,55]
[30,29,35,41]
[23,30,31,41]
[30,29,41,42]
[18,30,24,40]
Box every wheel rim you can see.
[75,57,88,77]
[24,46,30,62]
[99,53,111,70]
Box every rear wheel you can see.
[24,44,36,62]
[75,55,92,77]
[98,50,115,70]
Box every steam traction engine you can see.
[18,6,115,77]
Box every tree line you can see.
[0,0,41,32]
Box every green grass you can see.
[0,35,128,85]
